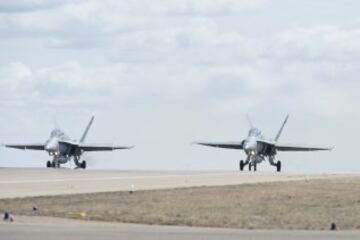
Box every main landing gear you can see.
[75,160,87,169]
[276,160,281,172]
[239,160,245,171]
[74,156,86,169]
[80,160,87,169]
[269,156,282,172]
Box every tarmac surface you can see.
[0,168,352,198]
[1,168,359,240]
[0,216,359,240]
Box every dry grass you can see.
[1,177,360,230]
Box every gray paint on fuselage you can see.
[243,127,268,156]
[5,116,133,168]
[45,129,72,156]
[195,115,332,171]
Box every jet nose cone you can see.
[244,140,257,154]
[243,142,253,150]
[45,145,55,152]
[45,138,58,152]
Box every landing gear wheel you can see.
[80,161,87,169]
[276,161,281,172]
[248,163,252,171]
[239,160,245,171]
[46,161,52,168]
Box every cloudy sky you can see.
[0,0,359,173]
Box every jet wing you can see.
[194,141,243,150]
[274,143,333,152]
[59,140,133,152]
[256,139,333,152]
[79,144,134,151]
[5,144,45,150]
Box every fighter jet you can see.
[195,115,332,172]
[5,116,133,169]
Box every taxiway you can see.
[0,216,358,240]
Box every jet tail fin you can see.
[80,116,95,143]
[275,114,289,142]
[246,114,254,128]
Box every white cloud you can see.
[0,0,269,48]
[0,0,74,12]
[0,0,359,172]
[0,62,33,94]
[269,25,360,62]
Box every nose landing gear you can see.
[46,160,56,168]
[46,161,53,168]
[239,158,258,172]
[247,163,257,171]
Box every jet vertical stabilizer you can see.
[80,116,95,143]
[274,114,289,142]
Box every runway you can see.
[0,216,358,240]
[0,168,350,198]
[1,168,359,239]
